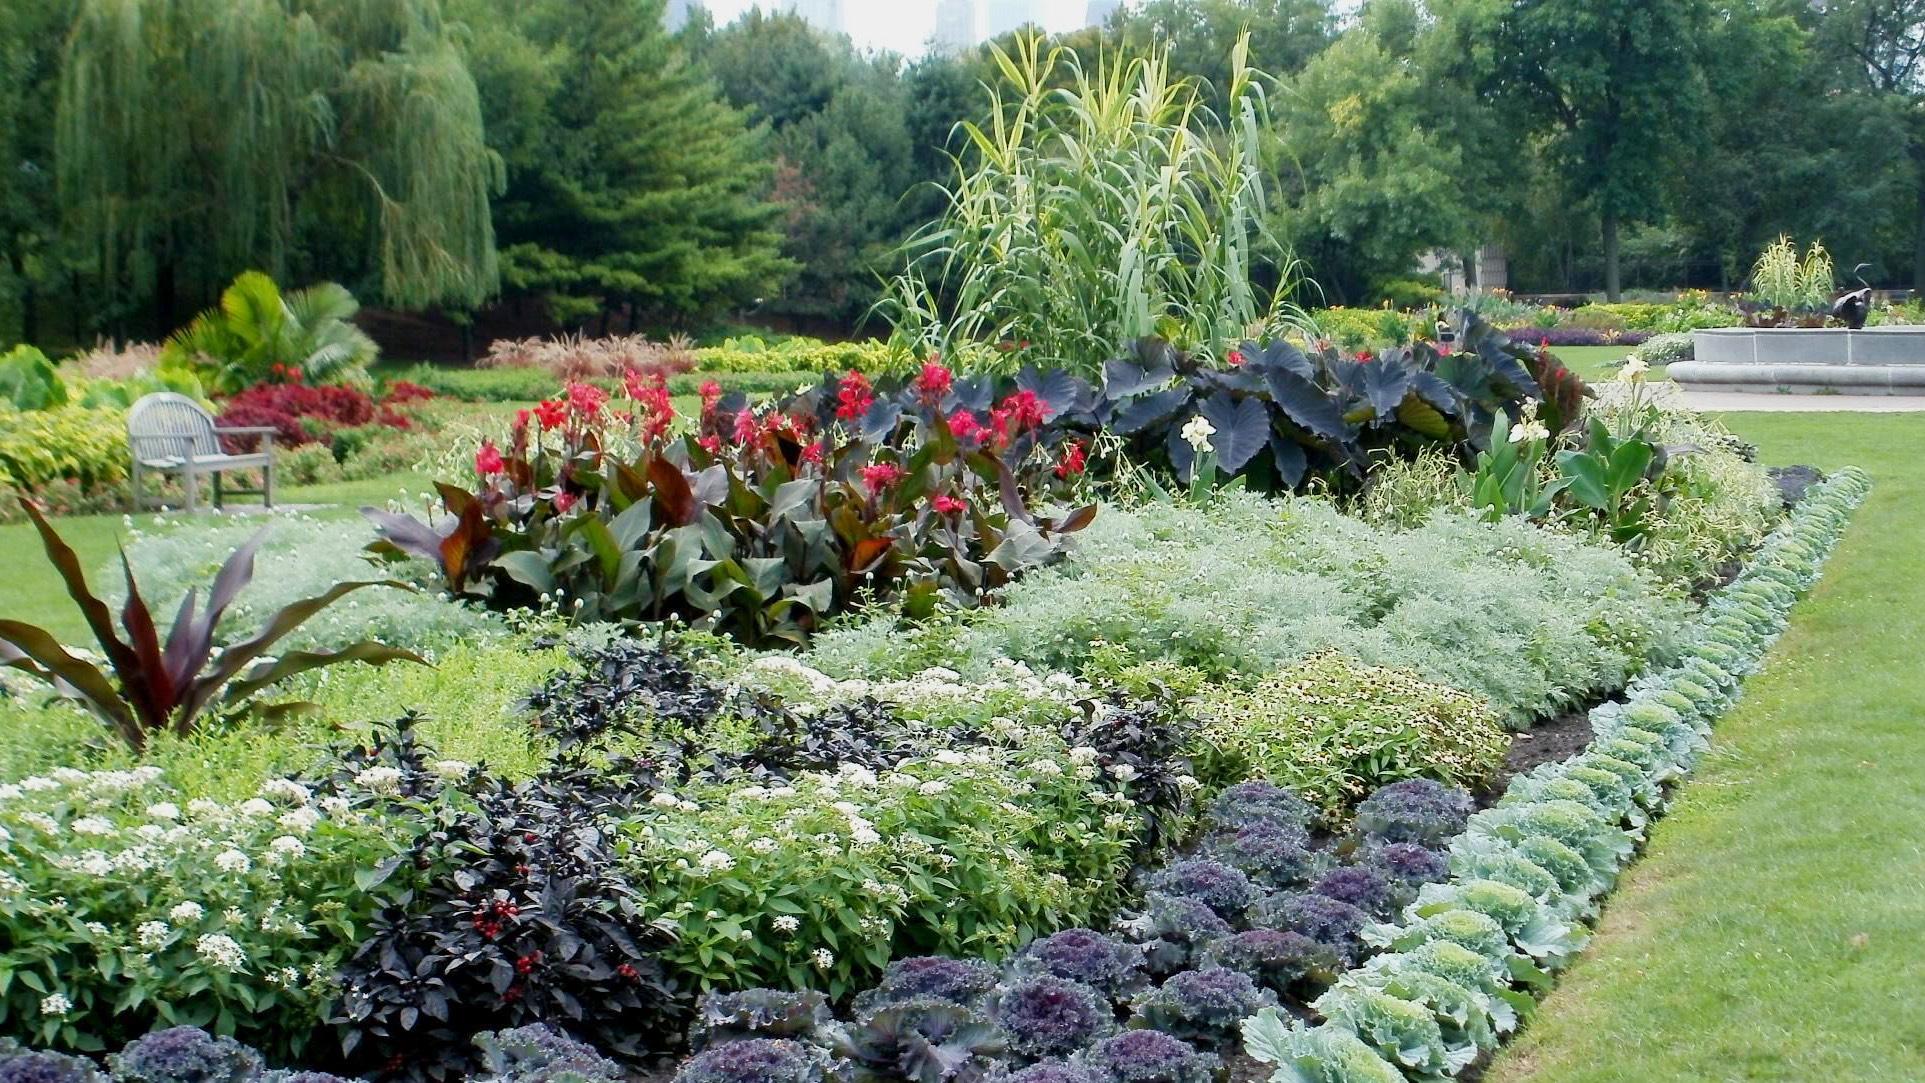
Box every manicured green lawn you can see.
[1553,344,1642,381]
[0,471,434,647]
[1489,411,1925,1082]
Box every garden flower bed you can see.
[0,327,1868,1082]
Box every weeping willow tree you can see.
[884,33,1302,376]
[57,0,501,327]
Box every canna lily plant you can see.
[0,502,425,751]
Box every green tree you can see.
[1270,19,1474,303]
[692,12,918,328]
[1814,0,1925,288]
[462,0,793,329]
[56,0,501,331]
[0,0,73,346]
[1433,0,1715,299]
[1111,0,1336,111]
[1666,1,1912,288]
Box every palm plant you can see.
[0,502,423,751]
[162,270,380,392]
[883,34,1301,377]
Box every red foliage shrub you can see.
[216,384,378,450]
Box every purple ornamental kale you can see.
[992,977,1119,1059]
[1000,1062,1105,1083]
[1364,843,1450,893]
[1075,1029,1221,1083]
[1198,928,1342,995]
[472,1023,624,1082]
[1141,859,1259,919]
[1351,780,1474,847]
[692,989,835,1049]
[1012,929,1148,997]
[0,1051,107,1083]
[1116,892,1235,978]
[674,1039,839,1083]
[1204,822,1314,889]
[1247,892,1371,962]
[106,1028,263,1083]
[1127,967,1274,1042]
[1204,781,1317,833]
[855,956,1002,1014]
[1310,864,1395,918]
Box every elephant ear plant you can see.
[0,501,424,751]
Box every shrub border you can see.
[1242,467,1873,1082]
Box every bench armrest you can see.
[213,426,279,436]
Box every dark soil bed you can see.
[1479,707,1595,807]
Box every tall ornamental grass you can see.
[885,34,1300,376]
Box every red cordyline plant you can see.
[0,503,424,751]
[365,365,1096,645]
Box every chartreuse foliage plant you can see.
[1240,468,1869,1082]
[1189,652,1507,814]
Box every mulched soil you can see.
[1478,707,1595,808]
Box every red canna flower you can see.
[553,491,578,514]
[859,462,904,494]
[1054,440,1088,478]
[948,409,986,444]
[474,440,505,476]
[533,399,567,430]
[731,407,759,445]
[566,381,608,418]
[835,370,875,421]
[914,360,954,404]
[1355,350,1374,363]
[800,440,825,466]
[698,434,722,454]
[933,493,967,515]
[1226,349,1245,367]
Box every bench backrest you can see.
[128,393,219,462]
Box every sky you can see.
[698,0,1101,58]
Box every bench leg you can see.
[130,461,143,513]
[214,470,224,511]
[263,461,275,509]
[183,470,199,514]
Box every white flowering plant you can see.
[629,724,1143,999]
[0,766,392,1058]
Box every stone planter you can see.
[1672,327,1925,394]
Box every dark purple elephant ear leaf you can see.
[1197,392,1271,475]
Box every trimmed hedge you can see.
[1242,467,1871,1080]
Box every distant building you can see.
[983,0,1039,38]
[783,0,845,35]
[1418,245,1510,295]
[1084,0,1120,29]
[932,0,980,53]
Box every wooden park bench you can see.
[127,393,276,513]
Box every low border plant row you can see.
[1239,467,1871,1082]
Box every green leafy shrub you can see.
[0,344,69,409]
[0,404,128,495]
[1370,279,1447,311]
[1307,307,1427,352]
[162,272,378,393]
[1629,332,1693,367]
[1189,652,1506,815]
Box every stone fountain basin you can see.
[1674,327,1925,394]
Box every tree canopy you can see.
[56,0,502,325]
